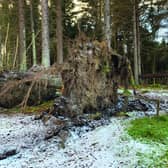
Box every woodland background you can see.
[0,0,167,84]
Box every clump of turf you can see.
[127,115,168,144]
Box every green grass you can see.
[136,150,168,168]
[137,84,168,90]
[158,150,168,167]
[123,89,132,96]
[128,116,168,167]
[127,115,168,144]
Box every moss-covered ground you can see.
[2,100,54,114]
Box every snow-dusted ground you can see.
[143,90,168,101]
[142,90,168,115]
[0,90,168,168]
[0,114,166,168]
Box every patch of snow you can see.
[144,91,168,99]
[0,115,165,168]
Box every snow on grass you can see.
[0,115,166,168]
[64,118,166,168]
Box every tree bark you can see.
[133,0,139,84]
[0,30,2,70]
[41,0,50,67]
[30,0,37,66]
[137,23,141,77]
[56,0,63,64]
[104,0,111,50]
[18,0,27,71]
[137,4,141,78]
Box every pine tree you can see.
[104,0,111,50]
[30,0,37,66]
[56,0,63,64]
[18,0,27,71]
[41,0,50,67]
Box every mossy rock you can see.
[89,112,102,120]
[116,111,129,117]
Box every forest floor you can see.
[0,89,168,168]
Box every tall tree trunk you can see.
[30,0,37,66]
[150,0,156,77]
[104,0,111,50]
[133,0,139,84]
[137,21,141,76]
[18,0,27,71]
[136,0,141,78]
[41,0,50,67]
[99,0,103,21]
[56,0,63,64]
[0,30,2,70]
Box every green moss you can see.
[7,100,54,114]
[25,100,54,113]
[127,115,168,144]
[130,75,135,87]
[89,112,102,120]
[102,64,111,74]
[140,90,150,94]
[116,111,129,117]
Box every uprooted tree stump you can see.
[61,39,131,113]
[39,39,132,136]
[0,38,131,113]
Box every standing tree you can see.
[104,0,111,50]
[0,27,2,70]
[41,0,50,67]
[30,0,37,66]
[133,0,141,84]
[18,0,27,71]
[56,0,63,64]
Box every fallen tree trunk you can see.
[0,67,62,108]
